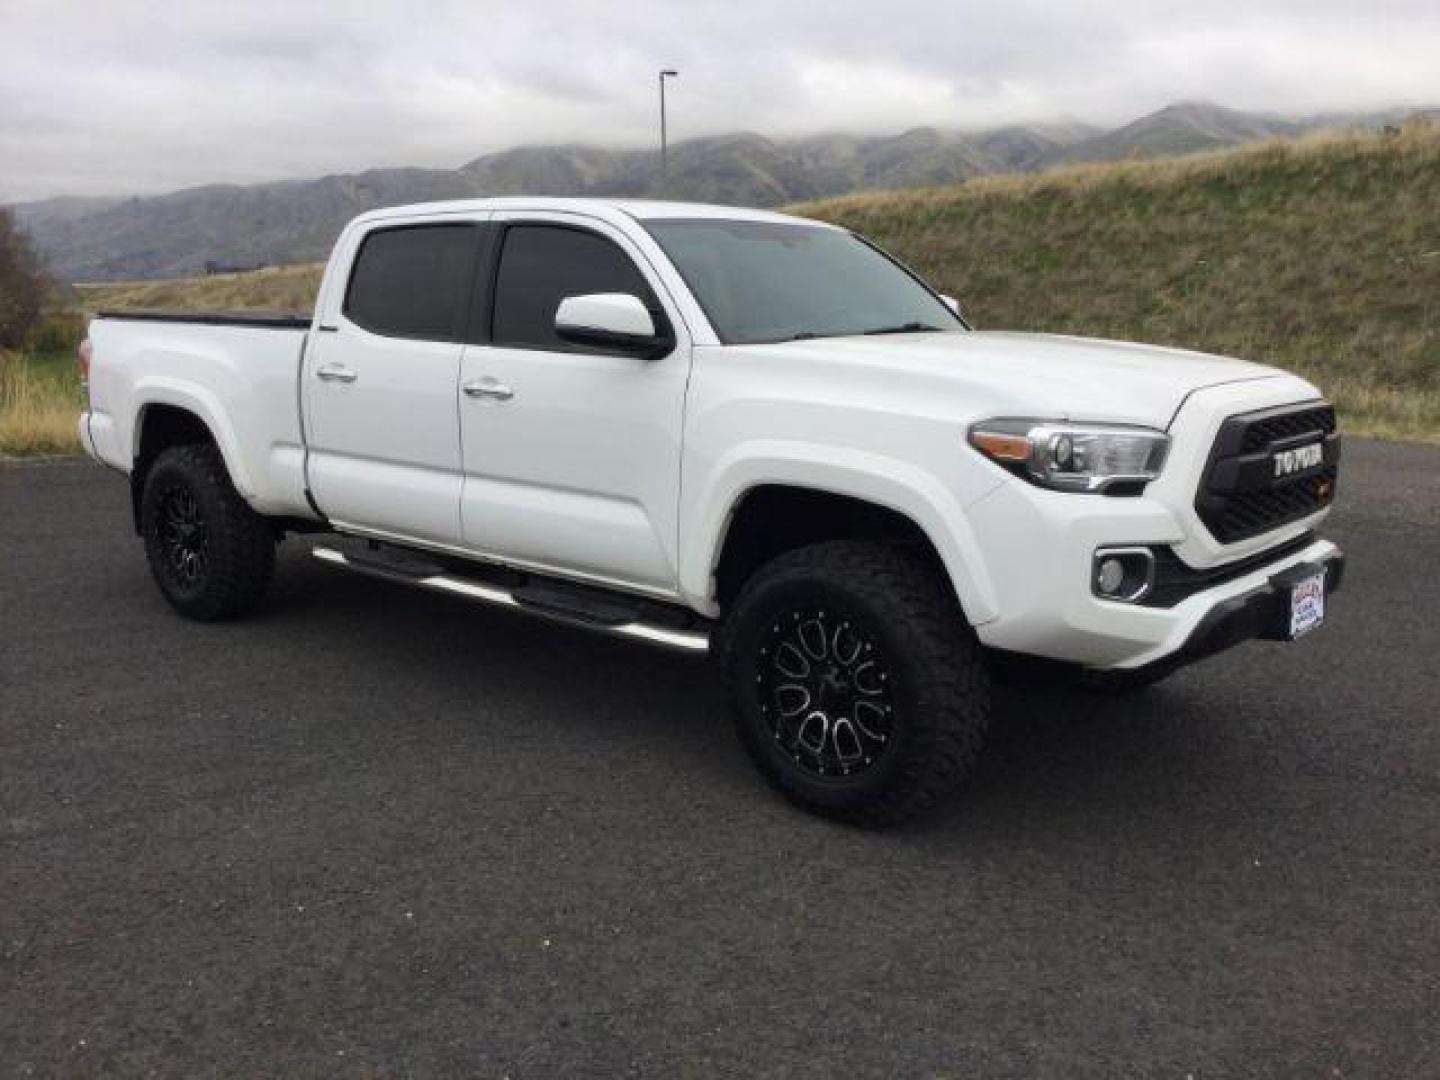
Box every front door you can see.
[457,214,691,595]
[304,219,484,545]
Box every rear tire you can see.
[140,443,275,620]
[714,541,989,827]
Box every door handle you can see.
[316,363,357,383]
[463,378,515,401]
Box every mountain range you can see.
[12,102,1436,281]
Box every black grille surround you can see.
[1195,402,1340,544]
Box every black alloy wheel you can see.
[140,443,276,620]
[154,483,210,592]
[755,606,896,778]
[716,540,990,826]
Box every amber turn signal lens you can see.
[969,430,1032,463]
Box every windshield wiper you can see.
[863,322,943,335]
[776,324,939,343]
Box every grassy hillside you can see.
[792,123,1440,441]
[6,124,1436,456]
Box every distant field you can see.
[74,263,323,315]
[5,124,1437,456]
[3,266,326,456]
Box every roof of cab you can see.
[351,197,826,228]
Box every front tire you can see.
[714,541,990,827]
[140,443,276,620]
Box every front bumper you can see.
[966,468,1342,669]
[1125,547,1344,678]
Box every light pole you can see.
[658,69,678,190]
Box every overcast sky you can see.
[2,0,1439,203]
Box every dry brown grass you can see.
[791,123,1440,441]
[0,349,82,457]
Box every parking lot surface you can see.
[3,442,1438,1076]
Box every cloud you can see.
[2,0,1438,201]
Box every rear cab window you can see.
[343,224,481,341]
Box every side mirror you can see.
[940,294,965,321]
[555,293,672,358]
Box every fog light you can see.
[1097,557,1126,595]
[1092,547,1155,603]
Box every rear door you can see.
[303,217,488,545]
[457,213,691,595]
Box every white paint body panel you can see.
[303,325,466,545]
[300,208,483,545]
[82,319,312,517]
[456,210,690,593]
[81,195,1339,670]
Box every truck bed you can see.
[84,310,314,519]
[96,309,312,330]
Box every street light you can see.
[658,69,678,190]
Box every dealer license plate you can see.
[1289,571,1326,639]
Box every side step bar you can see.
[311,545,711,653]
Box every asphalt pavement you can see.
[2,441,1438,1077]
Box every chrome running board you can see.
[311,544,711,653]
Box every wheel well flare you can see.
[130,404,218,532]
[715,485,946,607]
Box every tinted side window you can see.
[492,224,656,350]
[344,224,478,341]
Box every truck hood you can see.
[757,330,1290,427]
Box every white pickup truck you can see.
[80,197,1343,825]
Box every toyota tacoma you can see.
[78,198,1343,824]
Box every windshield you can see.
[643,219,965,345]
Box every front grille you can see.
[1196,402,1340,544]
[1208,469,1338,541]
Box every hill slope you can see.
[18,168,482,281]
[1050,102,1303,162]
[791,124,1440,440]
[19,126,1091,281]
[75,125,1440,441]
[16,103,1432,282]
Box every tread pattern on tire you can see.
[141,443,275,621]
[714,540,990,827]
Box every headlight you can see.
[968,419,1170,493]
